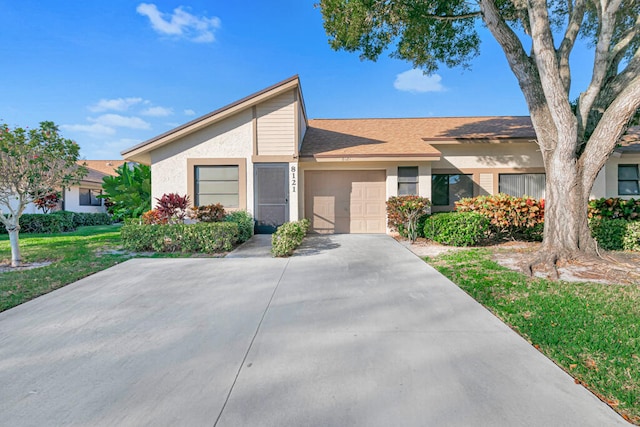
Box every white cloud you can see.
[141,106,173,117]
[136,3,221,43]
[394,69,445,93]
[61,123,116,135]
[89,97,143,112]
[183,109,196,116]
[89,114,151,130]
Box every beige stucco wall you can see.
[299,160,432,232]
[431,142,544,170]
[603,152,640,199]
[150,109,255,212]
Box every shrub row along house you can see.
[121,75,640,234]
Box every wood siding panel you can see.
[256,91,295,156]
[479,173,493,196]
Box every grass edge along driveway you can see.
[426,248,640,425]
[0,225,132,312]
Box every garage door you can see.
[305,170,386,234]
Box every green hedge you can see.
[423,212,489,247]
[0,211,113,234]
[271,219,310,257]
[120,222,239,253]
[224,210,254,243]
[590,218,640,251]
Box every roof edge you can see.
[121,75,301,157]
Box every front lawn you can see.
[0,225,131,312]
[427,249,640,424]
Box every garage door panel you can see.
[305,170,386,234]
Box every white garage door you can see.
[304,170,386,234]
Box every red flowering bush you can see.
[154,193,190,223]
[386,196,431,242]
[33,190,61,213]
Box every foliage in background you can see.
[121,222,238,253]
[100,162,151,221]
[190,203,226,223]
[32,190,61,213]
[224,210,254,243]
[0,121,87,266]
[588,198,640,221]
[272,219,310,257]
[427,250,640,423]
[386,196,431,242]
[423,212,489,247]
[455,194,545,240]
[155,193,190,223]
[590,218,640,251]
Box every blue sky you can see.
[0,1,594,160]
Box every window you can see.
[79,188,102,206]
[499,174,546,199]
[432,174,474,206]
[618,165,640,195]
[398,166,419,196]
[195,165,239,207]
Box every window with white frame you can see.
[618,164,640,195]
[398,166,419,196]
[499,174,546,199]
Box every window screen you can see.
[398,166,419,196]
[431,174,473,206]
[618,165,640,195]
[195,165,239,207]
[499,174,546,199]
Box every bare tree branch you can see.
[558,0,587,94]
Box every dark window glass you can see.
[619,165,640,195]
[79,188,102,206]
[432,174,473,206]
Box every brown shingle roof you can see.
[618,126,640,153]
[300,116,535,158]
[80,160,125,176]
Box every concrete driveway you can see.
[0,235,627,426]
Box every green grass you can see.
[0,225,132,312]
[426,249,640,424]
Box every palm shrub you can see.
[100,163,151,220]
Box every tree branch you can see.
[419,11,482,21]
[610,14,640,60]
[557,0,586,94]
[577,0,624,140]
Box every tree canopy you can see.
[0,121,86,266]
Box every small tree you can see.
[33,190,62,213]
[0,122,86,266]
[100,162,151,220]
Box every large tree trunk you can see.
[8,224,21,267]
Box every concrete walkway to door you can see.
[0,235,627,426]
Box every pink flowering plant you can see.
[386,195,431,242]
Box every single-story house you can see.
[12,160,124,215]
[121,75,640,234]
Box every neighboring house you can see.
[15,160,125,215]
[121,75,640,234]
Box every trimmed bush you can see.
[224,210,254,243]
[271,219,310,257]
[588,197,640,221]
[590,218,640,251]
[423,212,489,247]
[386,196,431,242]
[1,211,75,234]
[120,222,239,253]
[191,203,226,223]
[71,212,112,227]
[455,194,544,240]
